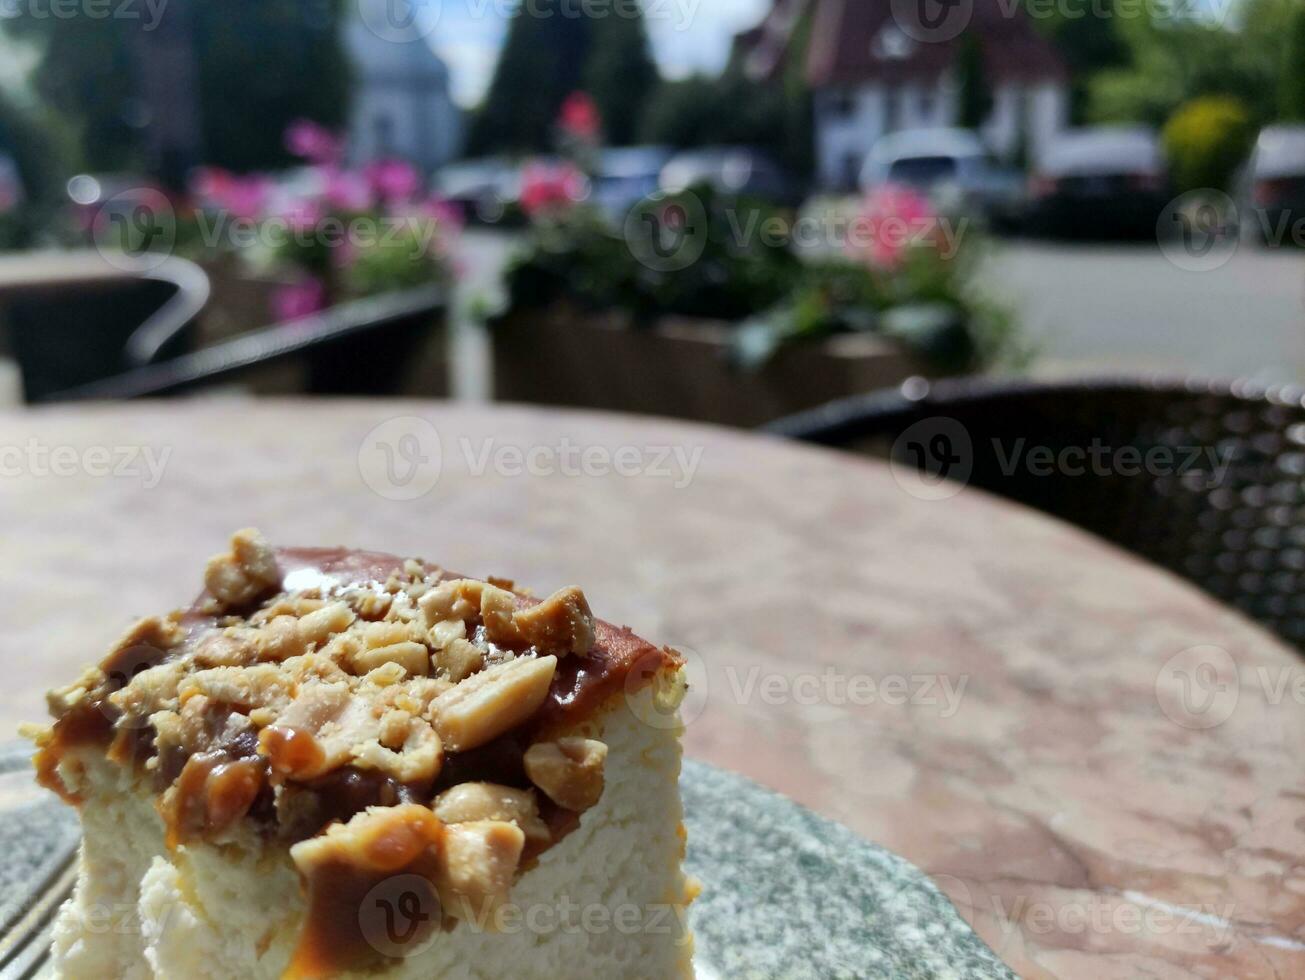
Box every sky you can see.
[426,0,771,107]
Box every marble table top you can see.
[1,399,1302,978]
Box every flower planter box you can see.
[490,307,931,428]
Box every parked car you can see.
[859,128,1026,231]
[1025,127,1169,240]
[435,158,522,225]
[660,147,799,206]
[590,145,673,222]
[1242,125,1305,246]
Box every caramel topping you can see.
[260,726,328,780]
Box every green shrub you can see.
[1162,97,1256,193]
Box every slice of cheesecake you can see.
[26,530,695,979]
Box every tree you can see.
[956,35,992,130]
[1023,0,1127,123]
[3,0,351,174]
[466,1,592,156]
[584,6,659,146]
[1280,2,1305,121]
[467,0,660,156]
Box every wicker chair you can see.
[766,376,1305,648]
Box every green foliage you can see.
[1162,96,1256,192]
[4,0,350,174]
[640,70,811,178]
[1021,0,1126,123]
[503,191,1019,374]
[192,0,351,171]
[468,0,660,155]
[1088,0,1300,127]
[505,186,798,322]
[1280,2,1305,121]
[585,9,659,147]
[956,36,993,130]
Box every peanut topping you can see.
[203,528,281,610]
[433,782,550,843]
[435,820,525,923]
[524,737,609,812]
[429,655,558,752]
[349,641,431,678]
[511,587,595,655]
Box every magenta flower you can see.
[191,168,271,221]
[364,159,422,204]
[848,184,940,270]
[278,198,324,234]
[271,276,328,322]
[558,91,601,142]
[519,161,586,217]
[323,167,374,212]
[285,119,343,166]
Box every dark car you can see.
[660,147,800,206]
[434,158,522,225]
[1243,125,1305,246]
[1025,127,1170,240]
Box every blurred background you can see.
[0,0,1300,412]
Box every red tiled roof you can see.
[744,0,1067,87]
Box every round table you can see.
[3,400,1302,978]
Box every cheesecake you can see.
[27,530,695,979]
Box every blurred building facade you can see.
[741,0,1068,188]
[344,4,462,173]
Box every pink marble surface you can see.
[2,399,1303,978]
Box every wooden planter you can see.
[490,307,930,428]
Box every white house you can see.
[740,0,1069,189]
[344,2,463,174]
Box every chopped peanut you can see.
[435,820,525,923]
[433,782,550,843]
[524,737,608,812]
[430,655,558,752]
[203,528,281,609]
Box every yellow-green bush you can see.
[1162,97,1256,193]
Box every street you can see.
[987,241,1305,384]
[454,230,1305,402]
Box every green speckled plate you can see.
[682,761,1013,980]
[0,746,1011,979]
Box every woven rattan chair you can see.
[767,376,1305,648]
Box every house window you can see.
[828,91,856,119]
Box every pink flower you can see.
[848,184,940,270]
[364,159,422,204]
[520,161,586,217]
[192,168,271,221]
[324,167,374,212]
[278,198,324,234]
[558,92,601,142]
[271,276,327,322]
[285,119,343,166]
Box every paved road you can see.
[987,241,1305,384]
[454,230,1305,397]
